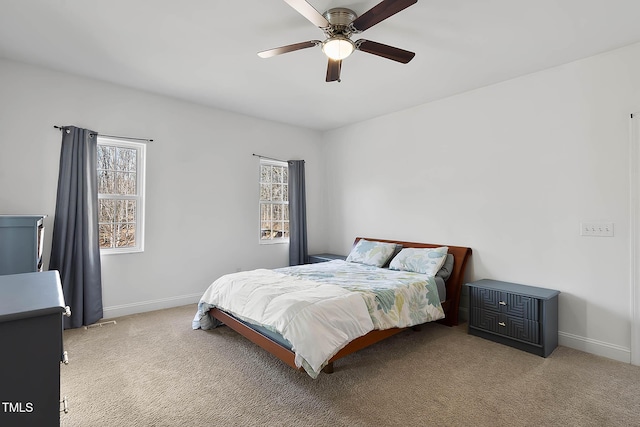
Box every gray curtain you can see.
[288,160,308,265]
[49,126,103,329]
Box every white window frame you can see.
[259,158,289,245]
[97,136,146,254]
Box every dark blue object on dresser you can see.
[467,279,560,357]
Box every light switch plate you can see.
[580,222,614,237]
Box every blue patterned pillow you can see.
[345,239,398,267]
[389,247,449,276]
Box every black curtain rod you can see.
[54,125,153,142]
[252,153,286,163]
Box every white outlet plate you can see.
[580,222,614,237]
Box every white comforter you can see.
[192,269,374,378]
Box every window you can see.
[97,137,146,253]
[259,159,289,244]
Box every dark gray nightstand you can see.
[308,253,347,263]
[467,279,560,357]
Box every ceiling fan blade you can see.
[326,59,342,82]
[351,0,418,32]
[356,39,415,63]
[258,40,320,58]
[283,0,330,28]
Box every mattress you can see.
[194,260,446,377]
[228,274,446,351]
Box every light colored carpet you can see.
[60,304,640,426]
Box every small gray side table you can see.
[467,279,560,357]
[308,253,347,263]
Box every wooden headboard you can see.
[353,237,472,326]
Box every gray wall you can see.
[0,58,325,317]
[321,42,640,363]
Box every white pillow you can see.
[389,247,449,276]
[345,239,398,267]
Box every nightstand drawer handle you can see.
[498,322,506,327]
[499,301,507,306]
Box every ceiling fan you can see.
[258,0,418,82]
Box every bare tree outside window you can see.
[97,137,145,253]
[259,159,289,243]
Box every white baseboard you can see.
[559,331,631,363]
[102,293,202,319]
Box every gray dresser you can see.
[467,279,560,357]
[0,271,68,426]
[0,215,46,275]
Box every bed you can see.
[193,237,472,377]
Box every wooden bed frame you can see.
[209,237,472,374]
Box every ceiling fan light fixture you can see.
[322,36,355,60]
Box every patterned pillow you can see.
[389,247,449,276]
[345,239,398,267]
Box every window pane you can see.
[115,223,135,247]
[114,224,124,247]
[98,145,115,170]
[98,146,138,196]
[99,224,114,249]
[98,170,110,194]
[99,199,115,223]
[127,200,137,223]
[260,183,271,201]
[273,166,283,183]
[260,203,271,220]
[98,199,137,249]
[128,224,136,246]
[273,204,283,220]
[283,184,288,202]
[261,165,272,183]
[111,172,136,196]
[123,171,137,195]
[99,170,116,194]
[115,200,125,223]
[121,224,135,247]
[115,147,136,172]
[260,204,271,239]
[272,183,283,201]
[114,172,125,195]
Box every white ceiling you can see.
[2,0,640,131]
